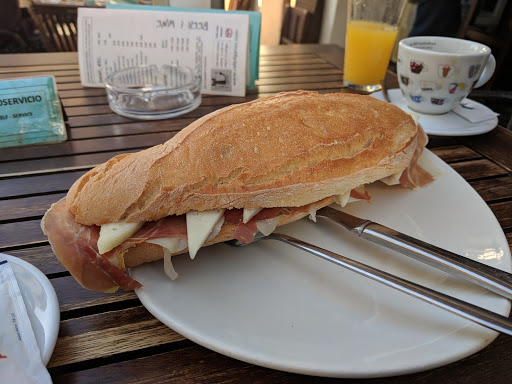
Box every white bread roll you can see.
[42,91,425,292]
[66,91,419,226]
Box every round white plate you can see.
[371,88,498,136]
[132,150,511,378]
[0,253,60,366]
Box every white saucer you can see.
[0,253,60,366]
[371,89,498,136]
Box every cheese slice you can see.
[333,190,362,207]
[308,206,318,222]
[256,217,279,236]
[163,248,178,280]
[380,171,402,186]
[147,237,187,253]
[186,209,225,259]
[147,237,187,281]
[333,190,351,207]
[97,221,143,254]
[243,207,262,223]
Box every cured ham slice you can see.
[350,186,371,201]
[400,125,435,188]
[224,208,258,243]
[41,199,141,292]
[42,188,386,292]
[131,215,187,239]
[225,205,311,244]
[42,200,189,292]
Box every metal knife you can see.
[316,206,512,300]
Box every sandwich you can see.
[41,91,433,292]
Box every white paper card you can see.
[77,8,249,96]
[453,99,499,123]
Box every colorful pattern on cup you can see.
[400,75,409,85]
[438,64,457,78]
[449,83,465,94]
[409,95,423,103]
[420,81,439,91]
[430,97,445,105]
[410,60,426,74]
[468,64,481,78]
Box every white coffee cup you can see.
[397,36,495,114]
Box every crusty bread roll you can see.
[66,90,418,226]
[42,91,426,292]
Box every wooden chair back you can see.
[281,5,309,44]
[458,0,512,89]
[28,2,79,52]
[280,0,324,44]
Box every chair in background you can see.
[227,0,251,11]
[458,0,511,89]
[280,0,324,44]
[459,0,512,130]
[280,5,309,44]
[0,0,34,53]
[0,30,29,53]
[28,2,79,52]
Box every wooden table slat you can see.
[6,245,69,275]
[0,150,134,179]
[0,193,66,221]
[259,63,336,72]
[469,176,512,202]
[0,220,47,248]
[0,132,180,163]
[52,337,512,384]
[48,306,184,368]
[0,170,87,199]
[449,159,509,180]
[51,275,138,313]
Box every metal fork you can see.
[227,233,512,336]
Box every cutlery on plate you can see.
[228,232,512,336]
[316,206,512,300]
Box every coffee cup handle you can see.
[474,54,496,88]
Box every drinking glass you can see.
[343,0,407,92]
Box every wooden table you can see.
[1,44,511,383]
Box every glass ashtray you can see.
[105,65,202,120]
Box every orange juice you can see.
[344,20,398,87]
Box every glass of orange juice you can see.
[344,0,407,92]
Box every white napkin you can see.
[453,99,499,124]
[0,260,53,384]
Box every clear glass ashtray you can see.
[105,65,202,120]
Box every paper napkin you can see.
[0,260,52,384]
[453,99,499,124]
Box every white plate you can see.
[132,150,511,378]
[371,89,498,136]
[0,253,60,366]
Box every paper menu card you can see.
[78,8,250,96]
[108,4,261,90]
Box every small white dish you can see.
[0,253,60,366]
[132,150,511,378]
[371,88,498,136]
